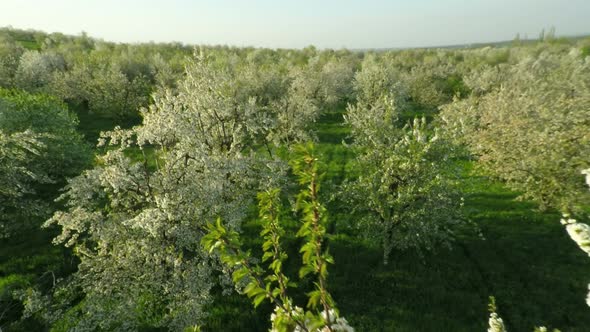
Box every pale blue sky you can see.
[1,0,588,49]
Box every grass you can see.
[2,104,590,331]
[73,103,142,145]
[0,224,78,331]
[16,40,41,51]
[328,179,590,331]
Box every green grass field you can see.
[2,106,590,331]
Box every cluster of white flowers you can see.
[533,326,562,332]
[269,306,354,332]
[558,169,590,310]
[319,309,354,332]
[269,305,304,332]
[487,312,507,332]
[560,215,590,257]
[582,169,590,190]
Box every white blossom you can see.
[269,306,354,332]
[319,310,354,332]
[582,169,590,189]
[487,312,507,332]
[564,220,590,256]
[560,215,590,257]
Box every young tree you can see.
[353,54,406,109]
[0,129,47,238]
[401,63,463,109]
[0,89,90,238]
[14,50,65,92]
[318,58,355,107]
[43,52,317,330]
[0,34,24,87]
[203,144,353,332]
[441,48,590,213]
[50,60,150,119]
[344,93,465,264]
[84,63,150,119]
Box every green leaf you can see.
[209,240,223,254]
[253,293,267,308]
[243,281,260,296]
[262,251,273,262]
[306,289,321,309]
[299,265,314,278]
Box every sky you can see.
[0,0,589,49]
